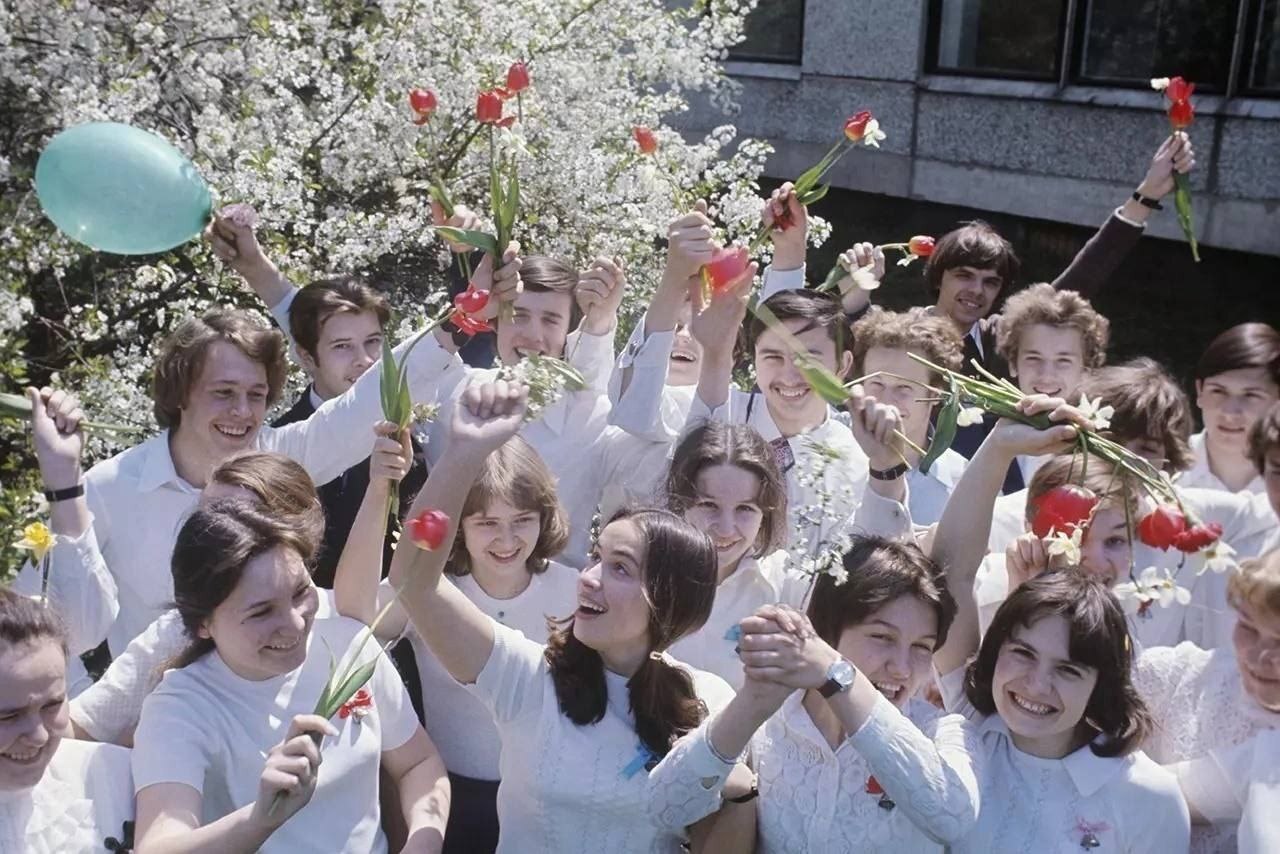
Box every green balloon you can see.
[34,122,212,255]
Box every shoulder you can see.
[1115,750,1187,813]
[49,738,133,785]
[85,433,160,486]
[1136,641,1209,685]
[931,448,969,486]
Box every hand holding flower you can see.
[253,714,336,828]
[1137,132,1195,201]
[762,181,808,270]
[663,203,716,285]
[576,255,626,336]
[368,421,411,486]
[27,386,83,490]
[1005,532,1052,591]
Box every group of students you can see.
[3,128,1279,853]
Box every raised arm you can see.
[931,398,1081,676]
[567,255,625,393]
[388,381,529,685]
[1052,133,1195,298]
[688,267,755,415]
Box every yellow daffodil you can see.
[16,522,56,564]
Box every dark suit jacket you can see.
[273,390,429,588]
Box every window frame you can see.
[726,0,806,66]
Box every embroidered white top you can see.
[752,691,980,853]
[1170,729,1280,854]
[471,621,735,853]
[0,738,134,854]
[9,327,455,657]
[938,668,1190,854]
[1133,641,1280,854]
[666,551,811,691]
[70,590,337,745]
[409,563,579,780]
[131,616,419,854]
[1177,431,1266,496]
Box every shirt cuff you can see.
[761,264,806,300]
[619,329,675,370]
[688,393,729,424]
[1112,207,1147,230]
[268,289,298,335]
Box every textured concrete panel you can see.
[802,0,925,82]
[766,138,913,197]
[1203,196,1280,257]
[915,92,1212,192]
[1215,118,1280,200]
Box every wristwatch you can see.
[818,658,857,698]
[868,461,910,481]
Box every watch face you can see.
[830,659,856,687]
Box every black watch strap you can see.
[1132,190,1164,211]
[726,780,760,804]
[44,482,85,502]
[868,461,910,481]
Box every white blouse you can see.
[410,563,579,780]
[667,551,811,691]
[131,616,419,853]
[472,621,735,853]
[940,669,1190,853]
[1177,431,1266,496]
[1134,641,1280,853]
[752,691,980,853]
[1170,729,1280,854]
[0,738,134,854]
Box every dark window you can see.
[928,0,1068,79]
[1075,0,1241,91]
[1247,0,1280,92]
[728,0,805,64]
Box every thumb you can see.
[694,199,708,214]
[473,251,494,279]
[430,199,447,226]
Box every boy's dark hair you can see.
[288,276,391,360]
[745,289,847,357]
[924,220,1021,299]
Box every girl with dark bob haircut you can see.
[390,380,741,854]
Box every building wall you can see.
[681,0,1280,258]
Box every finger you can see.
[281,733,323,767]
[430,199,447,226]
[374,420,400,438]
[738,614,787,635]
[853,242,872,268]
[477,382,498,419]
[373,436,404,456]
[262,768,302,794]
[742,665,793,683]
[501,240,521,266]
[286,714,339,740]
[739,649,791,667]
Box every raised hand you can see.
[689,262,755,356]
[470,241,523,320]
[431,200,485,254]
[1137,132,1196,201]
[762,182,807,270]
[369,421,412,485]
[450,380,528,454]
[251,714,335,827]
[1005,532,1051,591]
[204,208,272,278]
[988,394,1088,458]
[27,386,83,490]
[663,203,716,285]
[846,384,908,471]
[737,604,839,691]
[576,255,626,335]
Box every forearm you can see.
[688,799,757,854]
[12,521,117,656]
[822,673,883,737]
[645,272,690,335]
[138,806,275,854]
[708,689,783,762]
[238,258,296,314]
[397,754,451,853]
[695,352,733,413]
[333,480,392,626]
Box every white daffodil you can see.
[860,118,887,149]
[1201,541,1238,575]
[1114,566,1190,615]
[955,406,986,428]
[1076,393,1115,431]
[1151,77,1171,91]
[1045,528,1084,566]
[851,266,881,290]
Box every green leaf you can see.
[795,355,850,407]
[379,335,398,420]
[1173,182,1200,262]
[503,169,520,233]
[321,660,378,718]
[920,382,960,474]
[817,264,845,293]
[435,226,500,256]
[428,180,455,217]
[797,184,829,205]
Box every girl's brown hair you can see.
[448,436,569,576]
[544,507,717,759]
[209,451,325,541]
[1075,358,1194,473]
[964,571,1151,757]
[170,499,320,669]
[151,310,289,428]
[1228,548,1280,625]
[665,422,787,559]
[0,588,67,655]
[808,537,956,650]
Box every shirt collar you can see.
[308,385,327,411]
[978,715,1126,797]
[137,430,193,493]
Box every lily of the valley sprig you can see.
[1150,76,1200,262]
[14,522,56,602]
[495,354,587,422]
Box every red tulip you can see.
[700,246,750,294]
[407,508,451,550]
[476,89,505,124]
[1168,99,1195,130]
[1172,521,1222,554]
[1136,504,1187,550]
[633,125,658,155]
[506,62,530,94]
[409,88,438,116]
[1164,76,1194,102]
[450,309,494,336]
[1029,485,1099,539]
[908,235,935,258]
[843,110,873,143]
[454,284,490,316]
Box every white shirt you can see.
[1133,641,1280,854]
[939,669,1190,853]
[986,488,1027,553]
[71,590,337,745]
[905,447,967,528]
[472,621,735,853]
[0,738,134,854]
[11,328,455,657]
[754,691,980,853]
[667,551,811,690]
[608,322,696,445]
[1177,431,1266,496]
[131,616,418,854]
[1171,729,1280,854]
[410,563,579,780]
[687,387,869,553]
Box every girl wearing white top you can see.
[663,421,807,688]
[1132,549,1280,853]
[664,536,981,853]
[390,380,741,854]
[334,427,579,854]
[0,589,134,853]
[1186,323,1279,495]
[130,499,449,853]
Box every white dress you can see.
[1168,728,1280,854]
[1133,641,1280,853]
[131,616,419,853]
[939,669,1190,853]
[0,738,134,854]
[471,621,736,853]
[752,691,980,853]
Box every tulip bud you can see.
[1165,76,1194,102]
[506,62,530,94]
[407,509,451,550]
[409,88,438,116]
[1136,504,1187,551]
[908,235,935,258]
[632,125,658,155]
[843,110,873,143]
[1167,99,1194,130]
[1172,521,1222,554]
[700,246,750,294]
[454,284,490,315]
[476,89,505,124]
[1029,485,1099,539]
